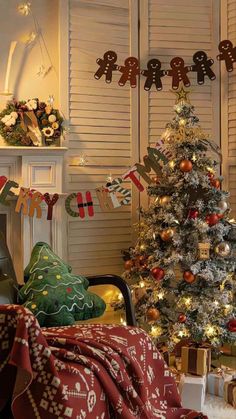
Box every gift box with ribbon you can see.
[181,346,211,376]
[179,374,207,411]
[207,366,236,397]
[160,346,176,367]
[224,378,236,408]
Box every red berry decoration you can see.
[151,267,165,281]
[206,214,219,226]
[211,178,221,189]
[188,209,199,220]
[67,287,72,293]
[179,159,193,172]
[227,318,236,332]
[178,313,187,323]
[183,270,195,283]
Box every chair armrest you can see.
[86,274,136,327]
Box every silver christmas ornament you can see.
[214,242,231,257]
[218,200,228,213]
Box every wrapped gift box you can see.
[181,346,211,376]
[161,348,176,367]
[224,379,236,408]
[207,369,234,397]
[180,374,206,411]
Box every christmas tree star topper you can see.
[171,85,191,105]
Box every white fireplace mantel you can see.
[0,146,68,283]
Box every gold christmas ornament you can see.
[214,242,231,257]
[159,196,171,206]
[160,227,174,241]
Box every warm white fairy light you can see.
[140,244,146,251]
[169,160,175,169]
[150,325,162,337]
[78,154,88,166]
[183,297,192,308]
[214,300,219,306]
[139,280,145,288]
[205,324,216,337]
[192,153,197,162]
[179,118,186,126]
[18,2,31,15]
[158,291,164,300]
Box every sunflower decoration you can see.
[0,98,64,146]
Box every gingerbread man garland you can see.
[166,57,191,90]
[141,59,165,91]
[217,40,236,72]
[191,51,216,85]
[94,50,118,83]
[118,57,140,88]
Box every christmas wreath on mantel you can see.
[0,98,64,146]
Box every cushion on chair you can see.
[19,242,106,327]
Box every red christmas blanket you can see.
[0,305,206,419]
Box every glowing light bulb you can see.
[158,292,164,300]
[169,160,175,169]
[205,324,215,337]
[140,244,146,251]
[192,153,197,162]
[178,331,185,338]
[179,119,186,126]
[214,300,219,306]
[184,297,191,307]
[140,281,145,288]
[150,325,162,337]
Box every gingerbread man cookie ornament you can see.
[94,50,118,83]
[166,57,191,90]
[118,57,140,88]
[141,58,165,91]
[217,40,236,72]
[191,51,216,85]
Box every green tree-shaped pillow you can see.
[19,242,106,327]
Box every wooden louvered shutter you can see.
[221,0,236,216]
[139,0,220,207]
[66,0,139,276]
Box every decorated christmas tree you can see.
[118,88,236,350]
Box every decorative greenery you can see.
[114,92,236,350]
[0,98,64,147]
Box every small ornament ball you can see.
[218,200,228,213]
[227,318,236,332]
[151,266,165,281]
[124,260,133,271]
[147,307,160,322]
[206,214,219,226]
[211,178,221,189]
[160,227,174,241]
[179,159,193,172]
[188,209,199,220]
[214,242,231,257]
[183,270,195,283]
[178,313,187,323]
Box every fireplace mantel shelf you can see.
[0,146,68,156]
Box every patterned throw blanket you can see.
[0,305,206,419]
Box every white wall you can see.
[0,0,59,105]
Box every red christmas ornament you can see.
[124,260,134,271]
[151,267,165,281]
[211,178,221,189]
[227,318,236,332]
[179,159,193,172]
[183,270,195,283]
[147,307,160,322]
[188,209,199,220]
[206,214,219,226]
[207,172,214,180]
[178,313,187,323]
[67,287,72,293]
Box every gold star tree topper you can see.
[171,86,191,105]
